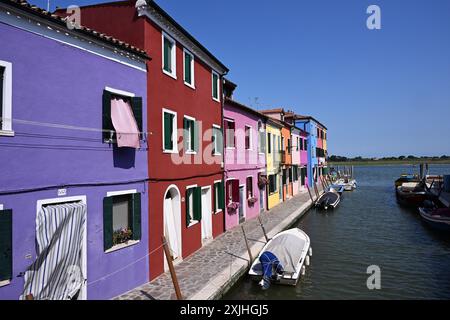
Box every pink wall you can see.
[224,101,266,230]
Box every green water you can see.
[223,165,450,300]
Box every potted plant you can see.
[227,202,239,214]
[248,197,258,206]
[113,228,133,246]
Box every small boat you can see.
[315,191,341,210]
[396,182,427,207]
[395,174,420,188]
[419,206,450,231]
[335,178,357,191]
[327,184,344,195]
[249,228,312,289]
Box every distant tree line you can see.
[328,155,450,162]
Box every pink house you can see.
[223,79,267,230]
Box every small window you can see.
[213,181,225,213]
[163,34,176,78]
[245,125,252,150]
[267,133,272,154]
[183,49,195,88]
[268,174,277,194]
[287,139,291,154]
[0,61,12,135]
[163,109,177,152]
[103,193,141,251]
[225,120,235,148]
[186,186,202,227]
[183,116,197,153]
[246,177,253,198]
[212,125,222,155]
[212,71,220,102]
[300,138,303,151]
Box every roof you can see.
[268,117,291,129]
[289,115,327,130]
[224,97,267,120]
[260,108,285,115]
[1,0,150,59]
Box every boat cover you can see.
[259,251,283,290]
[264,233,306,273]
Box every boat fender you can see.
[309,247,312,257]
[305,255,310,266]
[301,265,306,276]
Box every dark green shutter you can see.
[132,193,142,241]
[102,90,113,142]
[0,209,12,282]
[213,183,217,212]
[212,73,218,98]
[217,127,223,154]
[183,118,189,152]
[219,181,225,210]
[131,97,143,139]
[193,187,202,221]
[164,38,171,72]
[164,112,173,150]
[184,53,192,84]
[186,189,192,227]
[103,197,113,251]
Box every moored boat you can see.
[395,174,420,188]
[316,191,341,210]
[249,228,312,289]
[396,182,427,207]
[335,178,357,191]
[418,207,450,231]
[327,184,345,195]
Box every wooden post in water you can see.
[307,184,315,203]
[241,226,253,265]
[162,236,183,300]
[258,216,269,242]
[313,182,320,198]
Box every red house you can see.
[73,0,229,279]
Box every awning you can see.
[111,97,140,149]
[21,202,87,300]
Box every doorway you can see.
[201,186,212,244]
[163,186,182,271]
[239,185,245,224]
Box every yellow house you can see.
[266,119,283,210]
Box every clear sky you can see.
[30,0,450,158]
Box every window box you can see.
[226,202,239,214]
[248,197,258,206]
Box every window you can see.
[183,49,195,88]
[225,119,235,148]
[246,177,253,198]
[300,138,303,151]
[0,61,12,135]
[293,166,298,182]
[163,109,177,153]
[288,167,293,183]
[245,125,252,150]
[183,116,197,153]
[282,169,287,185]
[103,192,141,251]
[268,174,277,194]
[186,186,201,227]
[212,125,222,155]
[267,133,272,154]
[304,139,308,151]
[317,128,320,137]
[162,33,176,79]
[213,181,225,213]
[296,137,299,151]
[212,71,220,102]
[0,207,12,284]
[287,139,291,154]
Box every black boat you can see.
[315,192,341,210]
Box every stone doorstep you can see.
[188,199,313,300]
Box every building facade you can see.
[291,126,302,196]
[0,0,149,300]
[223,83,267,230]
[74,0,229,279]
[265,120,283,210]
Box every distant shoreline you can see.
[329,160,450,166]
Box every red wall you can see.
[77,1,225,280]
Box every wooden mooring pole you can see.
[162,236,183,300]
[307,184,315,204]
[258,215,269,242]
[313,182,320,198]
[241,226,253,265]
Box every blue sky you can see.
[30,0,450,157]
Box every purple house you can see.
[0,0,149,300]
[223,79,267,230]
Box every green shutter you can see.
[218,127,223,154]
[212,73,218,98]
[213,183,217,212]
[131,97,143,139]
[164,112,173,150]
[164,38,172,72]
[183,118,189,152]
[132,193,142,241]
[186,189,192,227]
[0,209,12,282]
[219,181,225,210]
[193,187,202,221]
[193,120,199,153]
[184,53,192,84]
[102,90,113,142]
[103,197,113,251]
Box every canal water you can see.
[224,164,450,300]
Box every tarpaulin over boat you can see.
[264,233,306,273]
[21,202,86,300]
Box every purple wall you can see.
[224,102,266,230]
[0,22,148,299]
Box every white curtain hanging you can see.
[164,197,179,260]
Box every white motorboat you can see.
[335,178,357,191]
[248,228,312,288]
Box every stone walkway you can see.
[115,188,320,300]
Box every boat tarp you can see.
[264,233,306,273]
